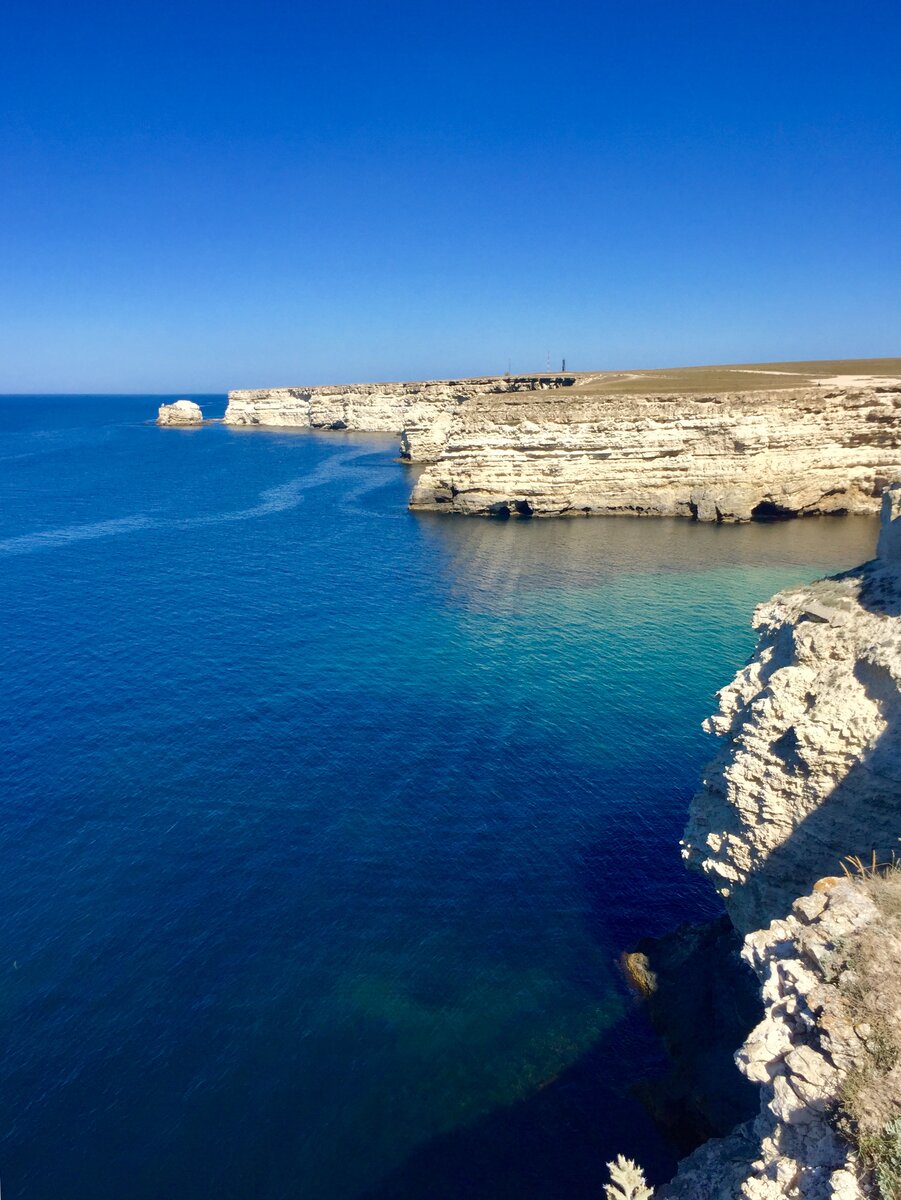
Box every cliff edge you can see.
[624,487,901,1200]
[658,873,900,1200]
[409,384,901,521]
[684,487,901,935]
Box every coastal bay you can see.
[0,394,881,1199]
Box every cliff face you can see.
[223,376,576,442]
[650,489,901,1199]
[659,876,894,1200]
[683,487,901,935]
[408,386,901,520]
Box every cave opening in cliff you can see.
[751,500,795,522]
[513,500,534,517]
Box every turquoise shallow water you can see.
[0,395,880,1199]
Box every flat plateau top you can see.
[566,357,901,396]
[235,357,901,397]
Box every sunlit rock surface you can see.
[223,376,576,452]
[683,486,901,933]
[409,386,901,519]
[659,877,883,1200]
[157,399,203,425]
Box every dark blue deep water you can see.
[0,396,879,1199]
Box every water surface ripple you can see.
[0,396,878,1199]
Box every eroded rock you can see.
[683,489,901,933]
[157,399,203,425]
[408,386,901,519]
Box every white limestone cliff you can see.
[659,875,895,1200]
[409,385,901,520]
[683,486,901,934]
[222,376,576,447]
[157,399,203,425]
[651,487,901,1199]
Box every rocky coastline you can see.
[186,370,900,1195]
[157,399,204,425]
[222,366,901,522]
[409,384,901,521]
[619,487,901,1199]
[223,375,576,438]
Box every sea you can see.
[0,394,879,1200]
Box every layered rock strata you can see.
[157,399,203,425]
[223,376,576,447]
[409,386,901,520]
[683,486,901,934]
[659,877,885,1200]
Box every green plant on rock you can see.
[858,1116,901,1200]
[604,1155,653,1200]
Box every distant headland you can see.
[168,357,901,522]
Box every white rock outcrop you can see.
[157,399,203,425]
[223,376,576,451]
[653,488,901,1198]
[683,486,901,933]
[659,878,880,1200]
[408,386,901,520]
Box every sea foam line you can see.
[0,447,384,555]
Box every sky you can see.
[1,0,899,392]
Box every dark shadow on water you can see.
[362,1007,677,1200]
[362,805,737,1200]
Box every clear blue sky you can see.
[1,0,899,391]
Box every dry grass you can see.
[837,873,901,1199]
[566,356,901,397]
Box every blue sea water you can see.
[0,395,879,1200]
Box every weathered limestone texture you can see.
[223,376,575,450]
[659,877,877,1200]
[157,399,203,425]
[683,485,901,934]
[408,386,901,519]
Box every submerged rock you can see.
[624,916,761,1150]
[157,399,203,425]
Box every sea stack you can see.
[157,399,203,425]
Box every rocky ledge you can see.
[617,487,901,1200]
[683,486,901,935]
[658,873,900,1200]
[157,399,203,425]
[410,385,901,520]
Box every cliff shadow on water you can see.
[361,1008,679,1200]
[360,825,762,1200]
